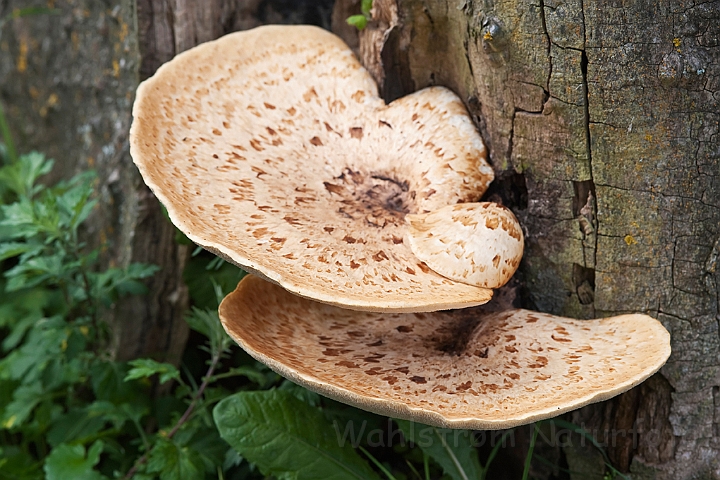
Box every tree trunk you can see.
[0,0,333,364]
[341,0,719,477]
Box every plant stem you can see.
[122,352,221,479]
[521,424,540,480]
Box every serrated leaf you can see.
[146,437,204,480]
[125,359,180,385]
[0,151,53,198]
[184,307,231,356]
[214,390,381,480]
[396,419,482,480]
[0,242,37,262]
[44,441,107,480]
[0,201,39,238]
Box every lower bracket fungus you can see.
[220,275,671,429]
[131,24,672,429]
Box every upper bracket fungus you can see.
[130,25,514,312]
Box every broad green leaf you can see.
[44,441,107,480]
[1,315,38,351]
[0,242,37,262]
[396,419,482,480]
[0,200,39,238]
[214,390,381,480]
[125,358,180,385]
[47,406,108,447]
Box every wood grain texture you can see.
[0,0,189,365]
[352,0,719,477]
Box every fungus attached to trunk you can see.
[131,24,672,428]
[130,25,508,312]
[220,275,671,429]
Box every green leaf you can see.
[212,365,274,388]
[146,437,204,480]
[184,307,231,356]
[184,253,245,309]
[47,406,108,447]
[125,359,180,385]
[1,380,42,429]
[214,390,381,480]
[0,445,42,480]
[395,419,482,480]
[91,360,150,407]
[0,151,53,197]
[0,242,37,262]
[361,0,373,15]
[346,14,368,30]
[44,441,107,480]
[278,379,321,407]
[0,200,40,238]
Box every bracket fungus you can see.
[220,275,670,429]
[131,25,672,429]
[130,25,509,312]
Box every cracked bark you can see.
[338,0,720,477]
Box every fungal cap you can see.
[405,202,524,289]
[130,24,494,313]
[219,275,672,430]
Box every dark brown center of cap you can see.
[323,168,415,228]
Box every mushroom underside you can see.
[220,275,672,430]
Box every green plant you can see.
[0,150,158,478]
[0,145,263,478]
[347,0,373,30]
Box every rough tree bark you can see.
[0,0,332,365]
[340,0,719,478]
